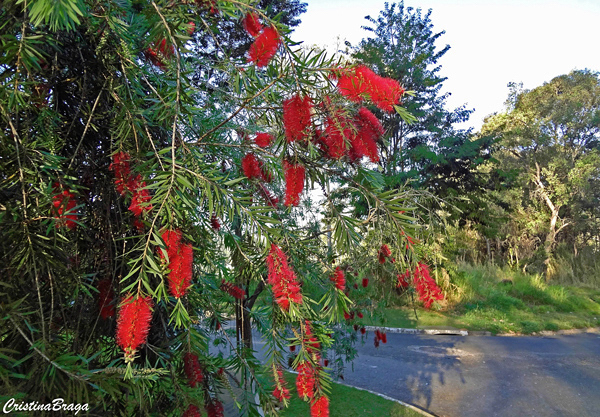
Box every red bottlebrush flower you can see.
[116,296,153,360]
[360,327,366,334]
[254,132,273,148]
[98,278,115,319]
[324,359,329,367]
[206,401,224,417]
[283,161,305,207]
[128,176,152,217]
[161,229,182,259]
[266,244,302,310]
[310,396,330,417]
[413,262,444,309]
[109,152,131,196]
[247,26,280,67]
[274,385,291,401]
[283,94,313,142]
[186,22,196,36]
[353,324,359,331]
[379,244,392,257]
[133,217,145,233]
[304,320,320,352]
[52,184,77,229]
[184,352,204,387]
[336,66,404,112]
[183,404,201,417]
[168,243,194,298]
[258,183,279,207]
[357,311,363,319]
[369,75,405,113]
[241,153,264,180]
[362,277,369,288]
[322,113,352,159]
[397,270,411,288]
[351,107,383,163]
[381,332,387,344]
[343,311,351,320]
[290,345,296,352]
[336,66,374,102]
[296,361,315,400]
[375,329,382,341]
[160,229,193,298]
[374,336,380,348]
[210,214,221,230]
[242,12,262,37]
[220,280,246,300]
[330,267,345,291]
[273,366,291,401]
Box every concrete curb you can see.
[363,325,468,336]
[363,325,600,337]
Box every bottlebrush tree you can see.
[0,0,433,416]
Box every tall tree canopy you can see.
[351,2,493,197]
[481,70,600,273]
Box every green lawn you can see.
[279,373,424,417]
[362,264,600,335]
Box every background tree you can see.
[350,1,493,198]
[481,70,600,275]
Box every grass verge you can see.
[364,263,600,335]
[279,373,424,417]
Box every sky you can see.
[293,0,600,131]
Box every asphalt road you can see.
[339,331,600,417]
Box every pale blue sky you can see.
[294,0,600,130]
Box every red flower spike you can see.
[353,324,359,331]
[211,214,221,230]
[304,320,320,352]
[128,176,152,217]
[97,278,115,319]
[362,277,369,288]
[330,267,345,291]
[360,327,366,334]
[413,262,444,309]
[381,332,387,344]
[161,229,182,260]
[168,243,193,298]
[186,22,196,36]
[266,244,302,310]
[283,94,313,142]
[241,153,264,180]
[183,404,201,417]
[296,361,315,400]
[311,396,330,417]
[374,336,380,348]
[242,12,263,37]
[183,352,204,387]
[247,26,280,67]
[283,161,305,207]
[379,244,392,257]
[343,311,351,320]
[357,311,363,319]
[220,280,246,300]
[52,184,78,229]
[322,113,353,159]
[352,107,384,163]
[206,401,224,417]
[336,66,404,112]
[254,132,273,148]
[109,152,131,196]
[116,296,153,360]
[273,366,291,401]
[324,359,329,367]
[397,270,411,288]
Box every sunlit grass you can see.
[279,373,424,417]
[362,263,600,335]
